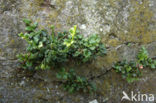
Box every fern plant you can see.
[17,19,106,70]
[113,46,156,83]
[113,60,142,83]
[16,19,107,94]
[137,46,156,69]
[56,68,96,93]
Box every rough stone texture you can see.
[0,0,156,102]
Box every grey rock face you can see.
[0,0,156,102]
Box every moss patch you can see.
[120,0,156,44]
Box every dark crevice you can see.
[88,69,111,81]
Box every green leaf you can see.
[154,60,156,65]
[90,46,96,50]
[38,42,43,48]
[151,64,155,69]
[73,51,81,57]
[18,33,24,37]
[31,22,38,29]
[41,64,45,69]
[126,66,132,72]
[34,36,39,43]
[77,76,82,82]
[56,73,62,79]
[63,74,68,79]
[23,19,31,25]
[83,49,91,57]
[69,25,77,37]
[69,87,74,93]
[25,26,34,32]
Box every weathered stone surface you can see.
[1,0,156,70]
[0,0,156,102]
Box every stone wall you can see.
[0,0,156,102]
[1,0,156,69]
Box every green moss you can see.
[100,81,111,96]
[102,0,156,46]
[34,0,44,6]
[107,39,120,47]
[95,50,119,69]
[120,0,156,44]
[105,50,118,63]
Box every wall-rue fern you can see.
[56,68,96,93]
[17,19,107,93]
[113,60,142,83]
[113,46,156,83]
[137,47,156,69]
[17,19,106,70]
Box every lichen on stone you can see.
[119,0,156,44]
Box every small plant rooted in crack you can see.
[113,60,142,83]
[113,46,156,83]
[56,68,96,93]
[137,46,156,69]
[16,19,107,94]
[17,19,107,70]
